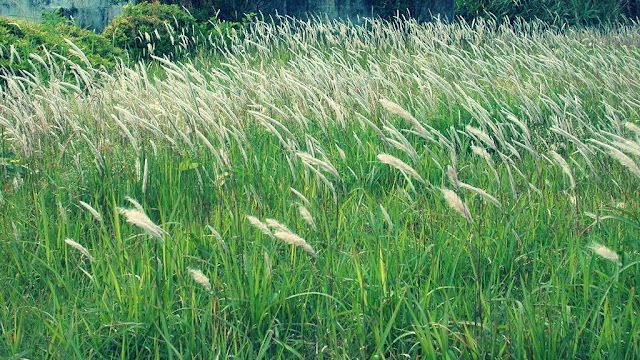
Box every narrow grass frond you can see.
[377,153,425,184]
[266,218,292,233]
[79,201,102,222]
[380,204,393,231]
[274,231,317,257]
[187,267,212,294]
[589,243,621,265]
[117,206,168,241]
[64,238,95,262]
[206,225,228,251]
[441,188,473,223]
[246,215,274,238]
[291,187,311,207]
[379,98,432,140]
[458,182,504,212]
[298,205,317,231]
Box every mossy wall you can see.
[0,0,129,30]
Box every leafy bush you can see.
[102,2,199,61]
[103,2,253,62]
[0,13,123,77]
[455,0,630,26]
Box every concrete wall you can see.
[0,0,129,31]
[0,0,454,32]
[263,0,453,22]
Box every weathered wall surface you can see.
[264,0,454,21]
[0,0,128,31]
[0,0,454,32]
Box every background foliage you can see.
[455,0,636,26]
[0,12,122,77]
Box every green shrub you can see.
[102,2,199,61]
[455,0,629,26]
[0,13,123,78]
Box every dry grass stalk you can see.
[441,188,473,223]
[187,267,213,294]
[274,231,317,257]
[64,238,95,262]
[79,201,102,222]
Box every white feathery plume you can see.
[64,238,95,262]
[274,231,317,257]
[458,182,504,212]
[265,218,292,233]
[446,165,459,189]
[296,151,340,179]
[589,243,621,265]
[549,150,576,190]
[142,158,149,194]
[291,187,311,207]
[591,139,640,179]
[298,205,317,231]
[118,206,168,241]
[377,153,425,184]
[379,98,432,140]
[246,215,274,238]
[187,267,212,293]
[441,188,473,223]
[79,201,102,222]
[625,122,640,135]
[125,196,146,214]
[466,125,496,150]
[206,225,228,251]
[380,204,393,230]
[264,251,272,278]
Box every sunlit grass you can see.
[1,16,640,359]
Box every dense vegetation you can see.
[0,12,122,76]
[1,14,640,358]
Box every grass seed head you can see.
[274,231,317,257]
[187,267,212,294]
[377,153,425,184]
[246,215,274,238]
[64,238,95,262]
[79,201,102,223]
[589,243,621,265]
[118,206,168,241]
[441,188,473,223]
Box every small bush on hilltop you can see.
[102,2,199,61]
[102,1,251,62]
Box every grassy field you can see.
[1,16,640,359]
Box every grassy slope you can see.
[1,17,640,359]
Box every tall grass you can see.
[1,15,640,358]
